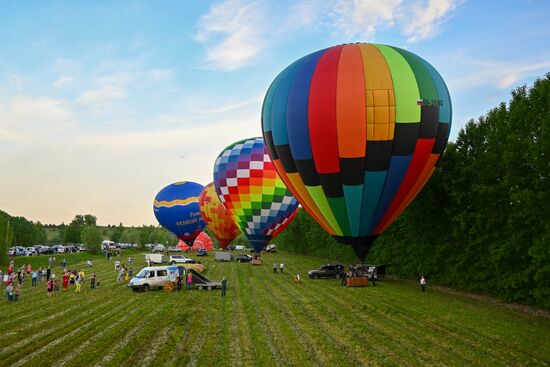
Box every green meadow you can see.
[1,251,548,367]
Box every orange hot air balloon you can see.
[199,182,240,249]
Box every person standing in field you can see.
[63,272,69,290]
[31,270,38,286]
[420,275,426,292]
[221,277,227,297]
[48,257,53,267]
[186,273,193,292]
[75,272,82,293]
[90,273,96,289]
[280,263,284,274]
[53,278,60,296]
[5,283,14,301]
[46,267,51,281]
[176,274,182,291]
[26,264,32,275]
[47,279,53,297]
[13,284,21,301]
[273,263,278,274]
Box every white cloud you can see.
[53,75,74,88]
[194,0,461,70]
[402,0,461,42]
[77,85,127,109]
[195,0,267,71]
[0,95,74,142]
[330,0,402,39]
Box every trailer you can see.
[215,251,232,262]
[188,269,222,291]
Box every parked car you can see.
[25,247,37,256]
[128,265,179,291]
[235,254,253,263]
[196,248,208,256]
[169,255,194,264]
[234,245,247,251]
[77,244,86,252]
[226,245,235,251]
[52,245,65,254]
[153,244,166,253]
[38,245,54,254]
[307,264,345,279]
[265,244,277,252]
[167,246,182,252]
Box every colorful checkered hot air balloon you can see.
[153,181,206,245]
[213,137,299,254]
[199,182,240,249]
[262,43,452,262]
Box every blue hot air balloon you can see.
[153,181,206,245]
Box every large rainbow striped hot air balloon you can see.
[213,137,299,254]
[262,43,452,261]
[199,182,240,249]
[153,181,206,245]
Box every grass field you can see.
[1,251,549,367]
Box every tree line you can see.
[275,74,550,309]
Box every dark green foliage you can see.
[278,75,550,309]
[275,209,357,264]
[80,226,103,254]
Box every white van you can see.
[235,245,247,251]
[144,253,166,264]
[128,266,180,291]
[102,240,115,250]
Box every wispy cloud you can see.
[0,95,74,142]
[195,0,266,71]
[53,75,74,88]
[194,0,461,71]
[402,0,461,42]
[77,85,127,109]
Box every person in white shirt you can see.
[420,275,426,292]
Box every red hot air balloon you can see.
[262,43,452,262]
[191,232,214,251]
[199,182,240,250]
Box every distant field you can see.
[1,251,549,366]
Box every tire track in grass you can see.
[265,271,396,367]
[96,293,177,366]
[311,282,442,366]
[53,301,145,367]
[226,263,254,367]
[62,292,163,366]
[341,286,510,365]
[233,263,276,366]
[250,266,342,367]
[0,294,116,356]
[369,294,506,365]
[291,279,413,366]
[8,298,136,367]
[136,323,174,367]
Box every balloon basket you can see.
[346,277,369,287]
[252,259,263,266]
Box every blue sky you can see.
[1,0,549,226]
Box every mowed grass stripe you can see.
[250,263,352,366]
[342,283,527,365]
[0,292,119,356]
[265,270,405,366]
[8,297,137,367]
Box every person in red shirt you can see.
[63,272,69,289]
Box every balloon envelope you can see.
[199,182,240,249]
[153,181,206,245]
[262,43,452,261]
[213,137,299,253]
[191,232,214,251]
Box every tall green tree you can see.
[80,226,102,254]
